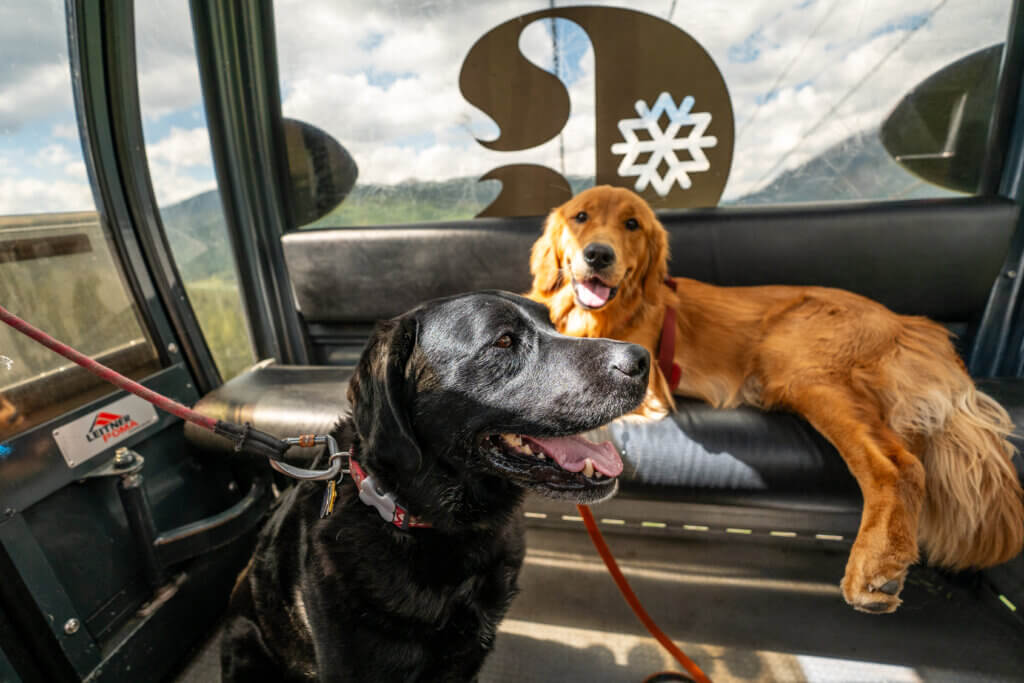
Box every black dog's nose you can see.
[583,243,615,269]
[611,344,649,379]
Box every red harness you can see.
[349,457,432,530]
[658,279,682,391]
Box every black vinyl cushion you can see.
[186,364,1024,506]
[283,199,1016,325]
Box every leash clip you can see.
[267,434,350,481]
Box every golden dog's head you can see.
[530,185,669,313]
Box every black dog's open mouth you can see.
[481,432,622,492]
[572,275,618,310]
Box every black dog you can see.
[220,291,649,682]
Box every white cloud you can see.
[141,125,218,205]
[63,161,86,179]
[0,61,73,130]
[0,177,93,215]
[146,160,217,207]
[51,123,77,140]
[277,4,605,185]
[0,141,94,214]
[36,143,75,169]
[134,2,206,121]
[145,126,214,168]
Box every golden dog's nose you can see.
[583,243,615,269]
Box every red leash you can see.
[0,304,290,461]
[0,305,216,430]
[578,504,712,683]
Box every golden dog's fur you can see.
[527,185,1024,613]
[0,397,24,439]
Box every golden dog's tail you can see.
[884,318,1024,569]
[916,388,1024,569]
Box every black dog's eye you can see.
[575,211,588,223]
[493,334,513,349]
[625,218,639,231]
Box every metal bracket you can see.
[80,447,144,480]
[79,446,273,591]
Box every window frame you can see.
[68,0,224,394]
[190,1,309,366]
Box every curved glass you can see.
[135,1,256,380]
[0,0,160,440]
[271,0,1012,224]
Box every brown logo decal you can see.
[460,6,734,216]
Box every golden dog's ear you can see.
[530,211,565,294]
[641,213,670,302]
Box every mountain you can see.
[303,175,595,228]
[159,189,234,283]
[733,130,960,205]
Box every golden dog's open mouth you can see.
[573,275,619,310]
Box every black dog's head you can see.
[346,291,649,522]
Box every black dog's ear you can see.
[347,315,421,478]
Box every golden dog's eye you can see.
[625,218,639,231]
[575,211,588,223]
[494,334,513,349]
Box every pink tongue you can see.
[522,435,623,477]
[577,279,610,308]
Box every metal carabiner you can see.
[267,434,350,481]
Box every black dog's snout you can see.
[583,243,615,269]
[611,344,649,379]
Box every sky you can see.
[0,0,1013,215]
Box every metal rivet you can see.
[113,448,133,468]
[1007,270,1018,279]
[3,508,14,519]
[167,343,178,354]
[63,618,80,635]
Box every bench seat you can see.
[185,364,1024,511]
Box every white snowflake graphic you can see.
[610,93,718,196]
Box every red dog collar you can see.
[349,458,432,530]
[659,279,682,391]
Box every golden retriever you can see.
[527,185,1024,613]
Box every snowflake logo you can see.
[611,93,718,196]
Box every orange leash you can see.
[577,504,712,683]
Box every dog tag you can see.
[319,479,338,519]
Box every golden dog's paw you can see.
[840,536,918,614]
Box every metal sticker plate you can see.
[52,394,159,468]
